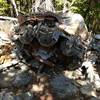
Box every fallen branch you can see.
[0,16,18,21]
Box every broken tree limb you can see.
[0,16,18,21]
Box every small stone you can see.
[12,71,33,87]
[95,34,100,40]
[31,84,44,93]
[10,53,17,59]
[0,73,13,88]
[94,80,100,90]
[90,97,100,100]
[18,63,29,71]
[21,92,34,100]
[50,74,79,99]
[64,70,75,79]
[94,74,100,90]
[13,95,22,100]
[13,92,34,100]
[0,65,22,88]
[76,80,87,86]
[11,59,19,65]
[12,35,19,41]
[80,84,96,97]
[0,91,34,100]
[2,92,14,100]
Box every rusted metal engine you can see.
[11,12,99,73]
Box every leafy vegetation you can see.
[55,0,100,33]
[0,0,10,15]
[0,0,100,33]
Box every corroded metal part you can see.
[11,11,99,74]
[60,36,86,59]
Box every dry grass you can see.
[0,20,14,36]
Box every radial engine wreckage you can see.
[9,11,100,74]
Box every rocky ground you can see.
[0,21,100,100]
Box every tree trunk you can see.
[9,0,18,16]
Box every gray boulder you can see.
[12,71,33,87]
[50,74,79,100]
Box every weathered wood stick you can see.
[0,16,18,21]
